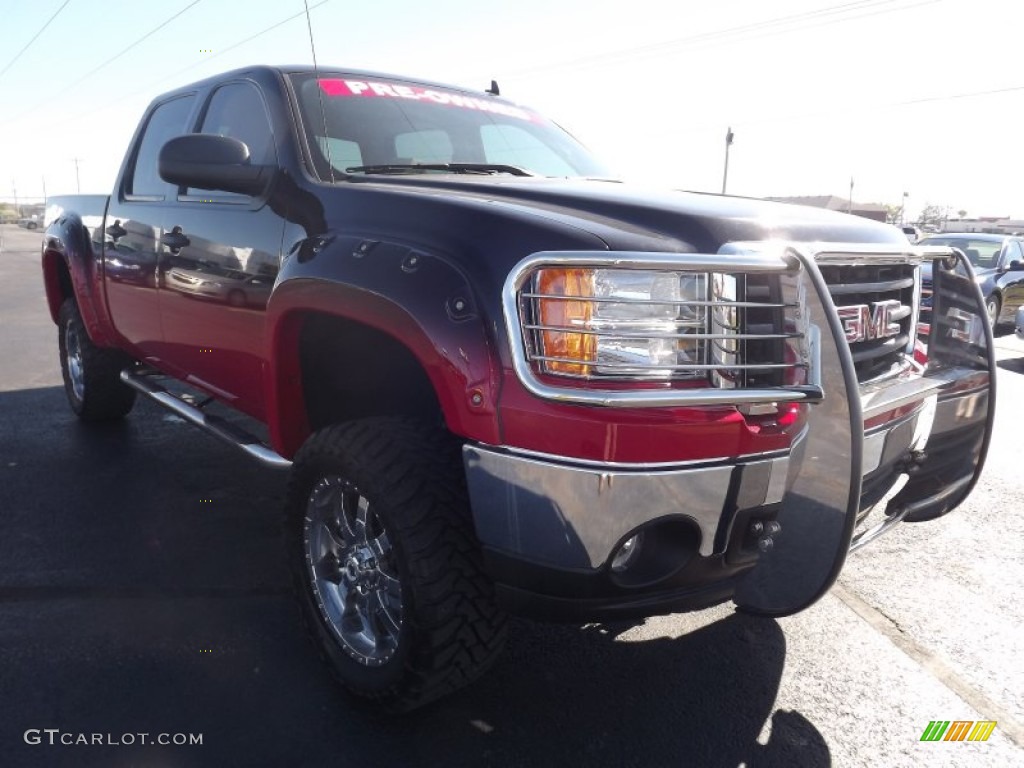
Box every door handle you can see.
[161,226,190,252]
[105,220,127,240]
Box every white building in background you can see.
[938,217,1024,234]
[765,195,890,223]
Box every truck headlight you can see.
[531,268,708,379]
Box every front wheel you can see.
[58,299,136,421]
[985,295,1001,327]
[287,418,507,711]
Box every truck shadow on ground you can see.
[0,386,829,768]
[410,615,831,768]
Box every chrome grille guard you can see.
[503,249,821,408]
[502,241,994,617]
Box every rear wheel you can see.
[287,417,507,711]
[58,299,136,421]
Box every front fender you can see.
[264,236,502,458]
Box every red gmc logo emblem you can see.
[836,300,904,343]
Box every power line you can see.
[0,0,72,80]
[891,82,1024,108]
[154,0,332,84]
[0,0,206,128]
[3,0,332,131]
[732,80,1024,129]
[60,0,206,94]
[629,78,1024,145]
[500,0,939,78]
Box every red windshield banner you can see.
[317,78,536,121]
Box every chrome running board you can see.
[120,369,291,470]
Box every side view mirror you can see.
[1008,259,1024,272]
[158,134,276,196]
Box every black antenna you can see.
[486,80,500,96]
[304,0,335,182]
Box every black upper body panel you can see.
[121,65,908,297]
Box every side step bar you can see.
[120,370,292,470]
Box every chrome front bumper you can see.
[463,446,791,569]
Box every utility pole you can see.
[721,127,734,194]
[848,177,854,214]
[72,157,81,194]
[901,191,908,225]
[12,180,18,218]
[42,175,48,202]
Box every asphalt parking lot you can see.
[1,221,1023,767]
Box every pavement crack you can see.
[832,581,1024,748]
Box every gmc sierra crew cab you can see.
[41,65,996,711]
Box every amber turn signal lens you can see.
[535,268,596,375]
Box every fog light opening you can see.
[608,519,700,587]
[610,531,645,573]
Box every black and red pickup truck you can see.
[41,65,996,710]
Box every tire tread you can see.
[57,299,135,421]
[287,417,507,711]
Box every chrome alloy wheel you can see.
[303,476,403,666]
[986,297,999,327]
[65,323,86,402]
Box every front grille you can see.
[919,278,933,337]
[818,263,917,382]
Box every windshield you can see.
[289,73,612,180]
[919,237,1003,269]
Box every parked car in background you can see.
[901,225,920,243]
[165,259,273,308]
[917,233,1024,327]
[17,215,42,230]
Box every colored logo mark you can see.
[920,720,997,742]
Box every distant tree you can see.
[958,209,967,219]
[916,204,944,229]
[885,204,903,224]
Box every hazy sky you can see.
[1,0,1020,219]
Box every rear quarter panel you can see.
[41,195,120,347]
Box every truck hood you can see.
[346,175,907,252]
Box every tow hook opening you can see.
[725,506,783,566]
[606,518,700,588]
[748,519,782,553]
